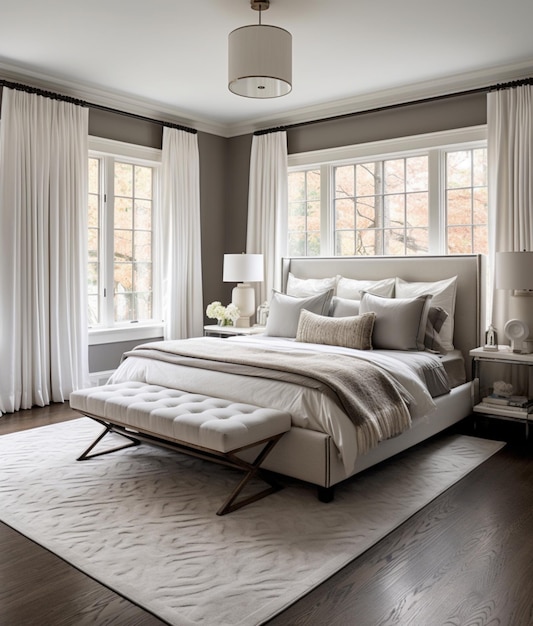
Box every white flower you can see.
[206,301,240,323]
[225,303,240,322]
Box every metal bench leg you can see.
[217,436,283,516]
[77,423,140,461]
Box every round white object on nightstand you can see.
[504,318,529,353]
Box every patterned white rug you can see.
[0,418,504,626]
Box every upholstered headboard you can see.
[282,254,486,367]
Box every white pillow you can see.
[395,276,457,351]
[359,291,432,351]
[296,309,375,350]
[286,273,337,297]
[336,276,395,300]
[265,290,334,338]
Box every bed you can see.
[78,254,486,502]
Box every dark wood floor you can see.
[1,405,533,626]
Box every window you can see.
[287,127,488,257]
[88,138,162,341]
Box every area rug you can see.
[0,418,504,626]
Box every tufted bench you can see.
[70,382,291,515]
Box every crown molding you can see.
[226,59,533,137]
[1,58,532,139]
[0,61,227,137]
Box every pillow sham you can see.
[336,276,395,300]
[329,296,360,318]
[286,273,337,297]
[395,276,457,351]
[359,291,432,351]
[296,309,375,350]
[265,289,334,338]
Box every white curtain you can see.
[160,127,203,339]
[0,89,89,414]
[487,84,533,337]
[246,131,288,306]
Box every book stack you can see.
[474,394,533,419]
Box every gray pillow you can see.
[359,291,432,351]
[425,306,449,354]
[329,296,361,318]
[296,309,375,350]
[265,289,334,338]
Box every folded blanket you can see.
[123,338,413,455]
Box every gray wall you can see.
[0,83,488,373]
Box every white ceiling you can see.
[1,0,533,137]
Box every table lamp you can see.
[223,253,264,327]
[495,251,533,352]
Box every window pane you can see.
[473,225,488,254]
[288,232,306,256]
[385,194,405,226]
[135,166,152,200]
[356,198,375,228]
[115,262,133,291]
[288,171,305,201]
[87,158,100,325]
[135,200,152,230]
[115,293,132,323]
[406,156,428,192]
[306,233,321,256]
[335,198,355,230]
[115,162,133,196]
[447,189,472,225]
[447,226,472,254]
[115,230,132,262]
[134,262,152,293]
[473,148,487,187]
[115,197,133,229]
[384,159,404,194]
[134,231,152,262]
[335,230,355,256]
[135,292,152,320]
[288,169,320,256]
[406,192,429,227]
[335,165,354,198]
[357,230,379,256]
[446,149,487,254]
[356,162,379,196]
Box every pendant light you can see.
[228,0,292,99]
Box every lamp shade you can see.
[223,254,264,283]
[228,24,292,98]
[495,251,533,290]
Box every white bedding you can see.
[109,336,449,473]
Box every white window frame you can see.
[288,126,487,257]
[88,136,163,346]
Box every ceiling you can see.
[1,0,533,137]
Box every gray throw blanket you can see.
[124,338,413,453]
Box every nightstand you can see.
[203,324,266,338]
[470,346,533,437]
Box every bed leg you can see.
[317,486,335,503]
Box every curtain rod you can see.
[254,76,533,136]
[0,79,198,135]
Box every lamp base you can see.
[232,283,255,328]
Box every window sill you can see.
[88,323,165,346]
